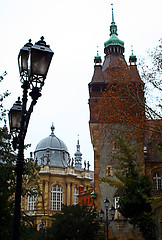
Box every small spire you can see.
[51,123,55,135]
[131,45,134,55]
[77,134,79,145]
[111,3,115,23]
[97,46,99,56]
[109,3,118,36]
[74,135,82,168]
[129,45,137,65]
[94,46,102,65]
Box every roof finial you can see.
[129,45,137,65]
[94,46,102,65]
[97,46,99,56]
[109,3,118,36]
[77,134,79,144]
[51,123,55,135]
[74,134,82,168]
[131,45,134,55]
[111,3,115,23]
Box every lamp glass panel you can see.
[18,47,30,74]
[21,50,29,71]
[30,47,53,77]
[104,198,110,208]
[10,110,21,131]
[110,206,115,217]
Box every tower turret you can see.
[88,48,105,122]
[104,4,124,55]
[74,135,82,168]
[88,6,145,237]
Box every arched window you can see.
[27,194,37,211]
[51,185,63,210]
[74,187,78,205]
[153,173,161,190]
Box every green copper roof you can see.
[130,48,136,58]
[104,34,124,48]
[129,47,137,63]
[94,46,102,65]
[104,4,124,48]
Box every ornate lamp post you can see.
[99,198,115,240]
[9,37,54,240]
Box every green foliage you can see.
[22,158,41,197]
[0,71,10,125]
[101,176,123,188]
[47,204,100,240]
[20,215,40,240]
[0,127,16,240]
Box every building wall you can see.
[22,165,92,228]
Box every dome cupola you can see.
[34,124,69,168]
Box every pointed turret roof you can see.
[89,47,104,84]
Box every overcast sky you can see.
[0,0,161,169]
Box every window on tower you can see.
[112,141,119,150]
[106,165,113,177]
[153,173,162,190]
[114,197,120,209]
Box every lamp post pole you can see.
[9,37,53,240]
[99,198,115,240]
[105,207,109,240]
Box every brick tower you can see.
[89,4,145,239]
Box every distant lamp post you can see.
[91,189,96,199]
[9,97,22,150]
[9,37,54,240]
[39,218,46,240]
[99,198,115,240]
[9,97,22,133]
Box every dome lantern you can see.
[74,135,82,168]
[34,124,69,168]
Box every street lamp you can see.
[9,97,22,150]
[9,37,54,240]
[99,198,115,240]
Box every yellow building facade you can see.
[22,124,92,227]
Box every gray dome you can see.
[34,125,69,168]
